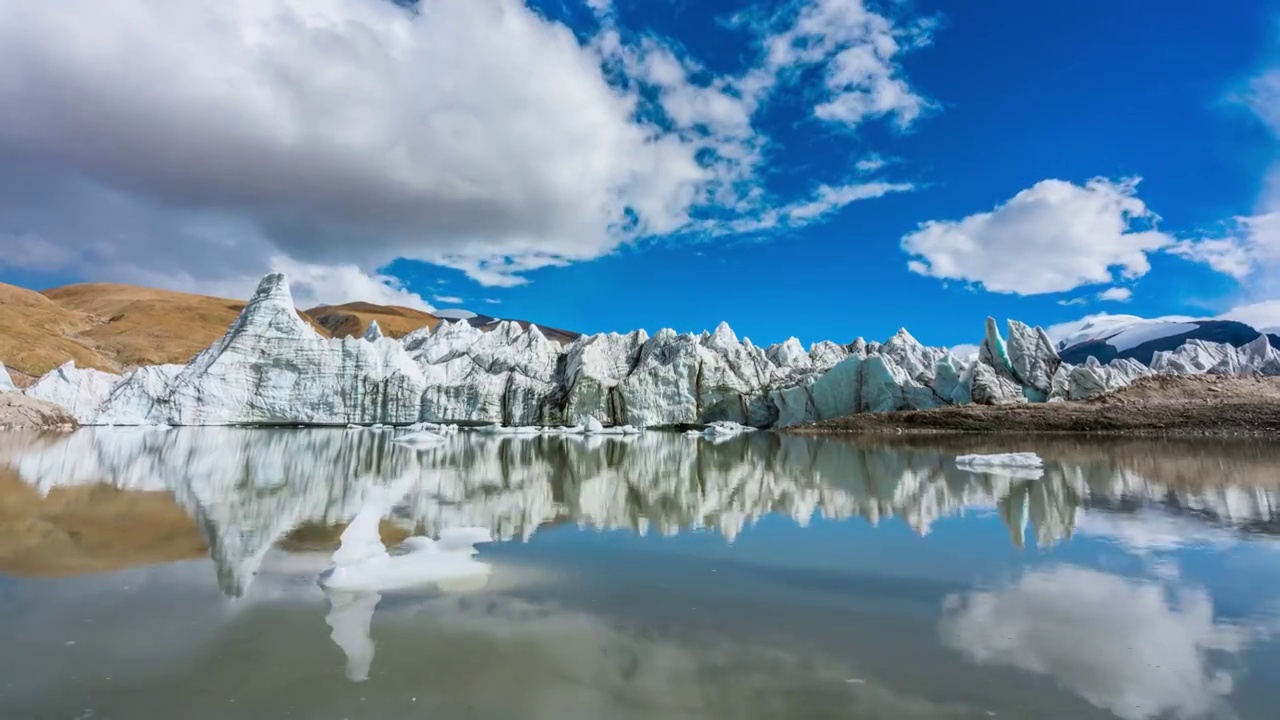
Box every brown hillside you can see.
[0,283,108,377]
[305,302,440,339]
[2,280,570,380]
[1,282,332,378]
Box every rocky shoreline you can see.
[789,376,1280,437]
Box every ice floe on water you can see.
[392,430,448,447]
[318,487,492,594]
[956,452,1044,469]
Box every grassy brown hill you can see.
[1,282,443,382]
[305,302,442,339]
[2,280,578,383]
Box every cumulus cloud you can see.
[1166,62,1280,298]
[0,0,930,299]
[940,566,1251,720]
[1218,299,1280,331]
[901,178,1174,295]
[1097,287,1133,302]
[1167,213,1280,280]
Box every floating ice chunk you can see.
[346,423,362,430]
[545,425,586,435]
[956,452,1044,469]
[703,421,755,437]
[684,429,702,437]
[583,416,606,434]
[478,425,541,435]
[319,487,492,593]
[392,431,447,447]
[406,421,459,434]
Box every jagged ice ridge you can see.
[19,273,1280,426]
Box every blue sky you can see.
[2,0,1279,348]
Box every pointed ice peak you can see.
[0,363,13,392]
[706,321,739,350]
[362,320,384,342]
[888,327,922,347]
[1242,333,1272,356]
[249,272,294,309]
[767,337,810,368]
[979,317,1009,371]
[219,272,313,341]
[527,323,546,341]
[433,319,483,340]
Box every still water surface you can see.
[0,428,1277,719]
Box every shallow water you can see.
[0,428,1278,719]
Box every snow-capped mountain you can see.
[17,273,1280,427]
[1057,317,1280,366]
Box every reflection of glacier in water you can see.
[1,429,1277,597]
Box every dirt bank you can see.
[790,375,1280,437]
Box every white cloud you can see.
[940,565,1251,720]
[755,0,934,129]
[720,181,915,233]
[483,298,502,305]
[149,257,436,311]
[1218,299,1280,332]
[948,343,979,361]
[854,154,891,173]
[1168,61,1280,294]
[433,295,464,305]
[1167,213,1280,280]
[901,178,1173,295]
[1097,287,1132,302]
[0,0,932,297]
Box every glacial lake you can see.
[0,429,1278,720]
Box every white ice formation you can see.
[319,486,492,594]
[19,273,1280,427]
[956,452,1044,469]
[0,363,13,392]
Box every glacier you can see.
[19,272,1280,427]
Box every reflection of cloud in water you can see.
[940,566,1251,720]
[1076,510,1242,552]
[351,593,984,720]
